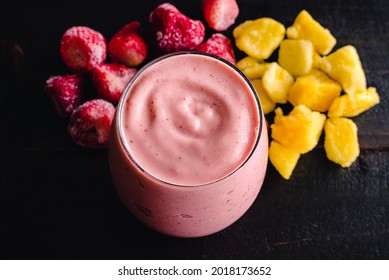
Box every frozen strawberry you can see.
[195,33,236,64]
[68,99,115,148]
[45,74,84,117]
[202,0,239,31]
[108,21,148,67]
[60,26,107,72]
[149,3,205,53]
[92,63,137,105]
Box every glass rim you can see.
[116,51,264,188]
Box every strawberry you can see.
[195,33,236,64]
[149,3,205,53]
[92,63,137,105]
[108,21,148,67]
[45,74,84,117]
[60,26,107,72]
[68,99,115,148]
[202,0,239,31]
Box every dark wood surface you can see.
[1,0,388,259]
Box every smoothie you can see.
[109,52,268,237]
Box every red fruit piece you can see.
[202,0,239,31]
[60,26,107,72]
[149,3,205,53]
[68,99,115,148]
[108,21,148,67]
[195,33,236,64]
[92,63,137,105]
[45,74,84,117]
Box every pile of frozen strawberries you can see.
[45,1,239,148]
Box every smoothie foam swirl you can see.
[120,53,260,186]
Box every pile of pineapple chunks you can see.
[233,10,380,179]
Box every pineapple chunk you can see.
[250,79,276,114]
[286,10,336,55]
[233,18,286,60]
[271,105,326,154]
[262,62,294,104]
[288,70,342,112]
[328,87,380,117]
[278,39,314,77]
[324,117,360,167]
[269,140,301,180]
[319,45,366,95]
[312,51,322,69]
[236,56,268,79]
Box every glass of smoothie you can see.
[109,51,268,238]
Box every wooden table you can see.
[1,0,388,259]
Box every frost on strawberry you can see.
[195,33,235,64]
[45,74,84,117]
[108,21,148,67]
[202,0,239,31]
[68,99,115,148]
[92,63,137,105]
[60,26,106,72]
[149,3,205,53]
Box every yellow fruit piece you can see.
[288,70,342,112]
[271,105,326,154]
[319,45,366,95]
[312,51,322,69]
[324,117,360,167]
[328,87,380,117]
[278,39,314,77]
[250,79,276,114]
[233,17,286,60]
[236,56,268,79]
[286,10,336,55]
[269,140,301,180]
[262,62,294,104]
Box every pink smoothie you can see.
[109,52,268,237]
